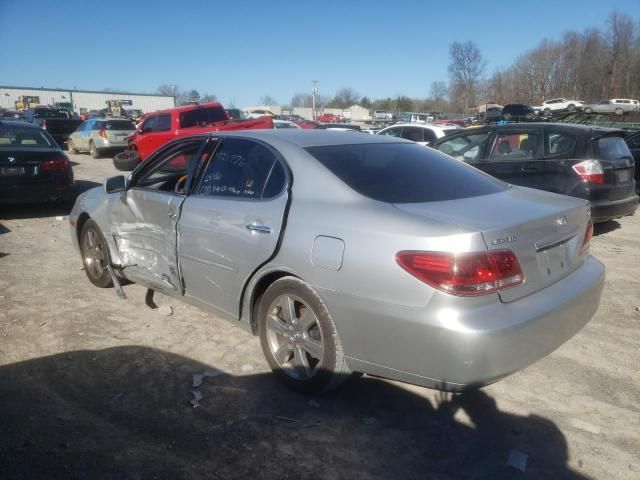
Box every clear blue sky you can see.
[1,0,638,107]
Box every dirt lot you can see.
[1,152,639,479]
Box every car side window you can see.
[142,116,157,132]
[401,127,424,142]
[490,132,539,161]
[379,127,402,137]
[196,138,282,199]
[134,140,204,192]
[544,129,577,157]
[156,114,171,132]
[626,134,640,148]
[423,129,437,143]
[436,133,491,162]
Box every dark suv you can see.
[433,123,638,223]
[501,104,536,121]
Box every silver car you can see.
[69,131,605,393]
[583,99,639,115]
[68,118,136,158]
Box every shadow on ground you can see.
[0,180,100,220]
[594,220,621,236]
[0,346,588,479]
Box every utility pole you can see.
[312,80,318,120]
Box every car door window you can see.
[196,138,283,199]
[379,127,402,137]
[490,132,539,160]
[436,133,491,161]
[626,134,640,148]
[544,129,577,157]
[142,116,157,132]
[133,140,204,192]
[422,129,437,143]
[156,114,171,132]
[401,127,424,142]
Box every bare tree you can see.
[448,41,486,111]
[327,88,360,108]
[604,10,635,96]
[260,95,278,106]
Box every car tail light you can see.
[580,220,593,255]
[396,250,524,296]
[572,160,605,184]
[40,155,71,173]
[39,119,47,129]
[98,129,107,139]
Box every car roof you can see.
[0,119,41,130]
[435,122,625,139]
[380,123,447,131]
[185,129,410,148]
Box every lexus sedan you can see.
[69,131,605,393]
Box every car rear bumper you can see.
[590,194,638,223]
[317,255,605,391]
[0,180,74,204]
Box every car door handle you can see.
[168,207,178,219]
[246,223,271,234]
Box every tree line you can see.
[156,9,638,114]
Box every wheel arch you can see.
[76,212,91,244]
[245,269,301,335]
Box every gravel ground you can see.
[0,152,638,479]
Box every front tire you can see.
[585,107,593,114]
[615,108,624,116]
[258,277,353,393]
[80,219,113,288]
[567,104,576,112]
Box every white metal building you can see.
[0,85,174,114]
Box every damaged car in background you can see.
[69,130,605,393]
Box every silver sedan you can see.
[69,131,605,393]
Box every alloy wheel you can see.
[83,228,106,280]
[265,294,324,380]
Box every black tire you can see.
[113,151,140,171]
[615,108,624,116]
[544,108,551,116]
[68,139,79,154]
[503,113,512,120]
[567,104,576,112]
[585,107,593,114]
[89,141,101,159]
[80,219,113,288]
[258,277,354,393]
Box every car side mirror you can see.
[104,175,128,194]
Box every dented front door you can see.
[112,189,185,291]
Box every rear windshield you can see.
[0,125,55,148]
[180,107,227,128]
[305,143,506,203]
[597,136,632,160]
[105,120,135,130]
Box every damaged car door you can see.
[108,138,209,292]
[178,137,289,317]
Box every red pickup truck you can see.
[114,102,273,170]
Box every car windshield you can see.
[0,125,55,148]
[597,136,631,160]
[180,106,227,128]
[305,143,506,203]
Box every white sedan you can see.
[376,123,455,146]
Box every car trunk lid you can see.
[0,148,66,182]
[394,187,591,302]
[591,133,636,199]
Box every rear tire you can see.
[615,108,624,116]
[258,277,354,393]
[585,107,593,114]
[90,141,101,159]
[567,104,576,112]
[80,219,113,288]
[68,139,79,154]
